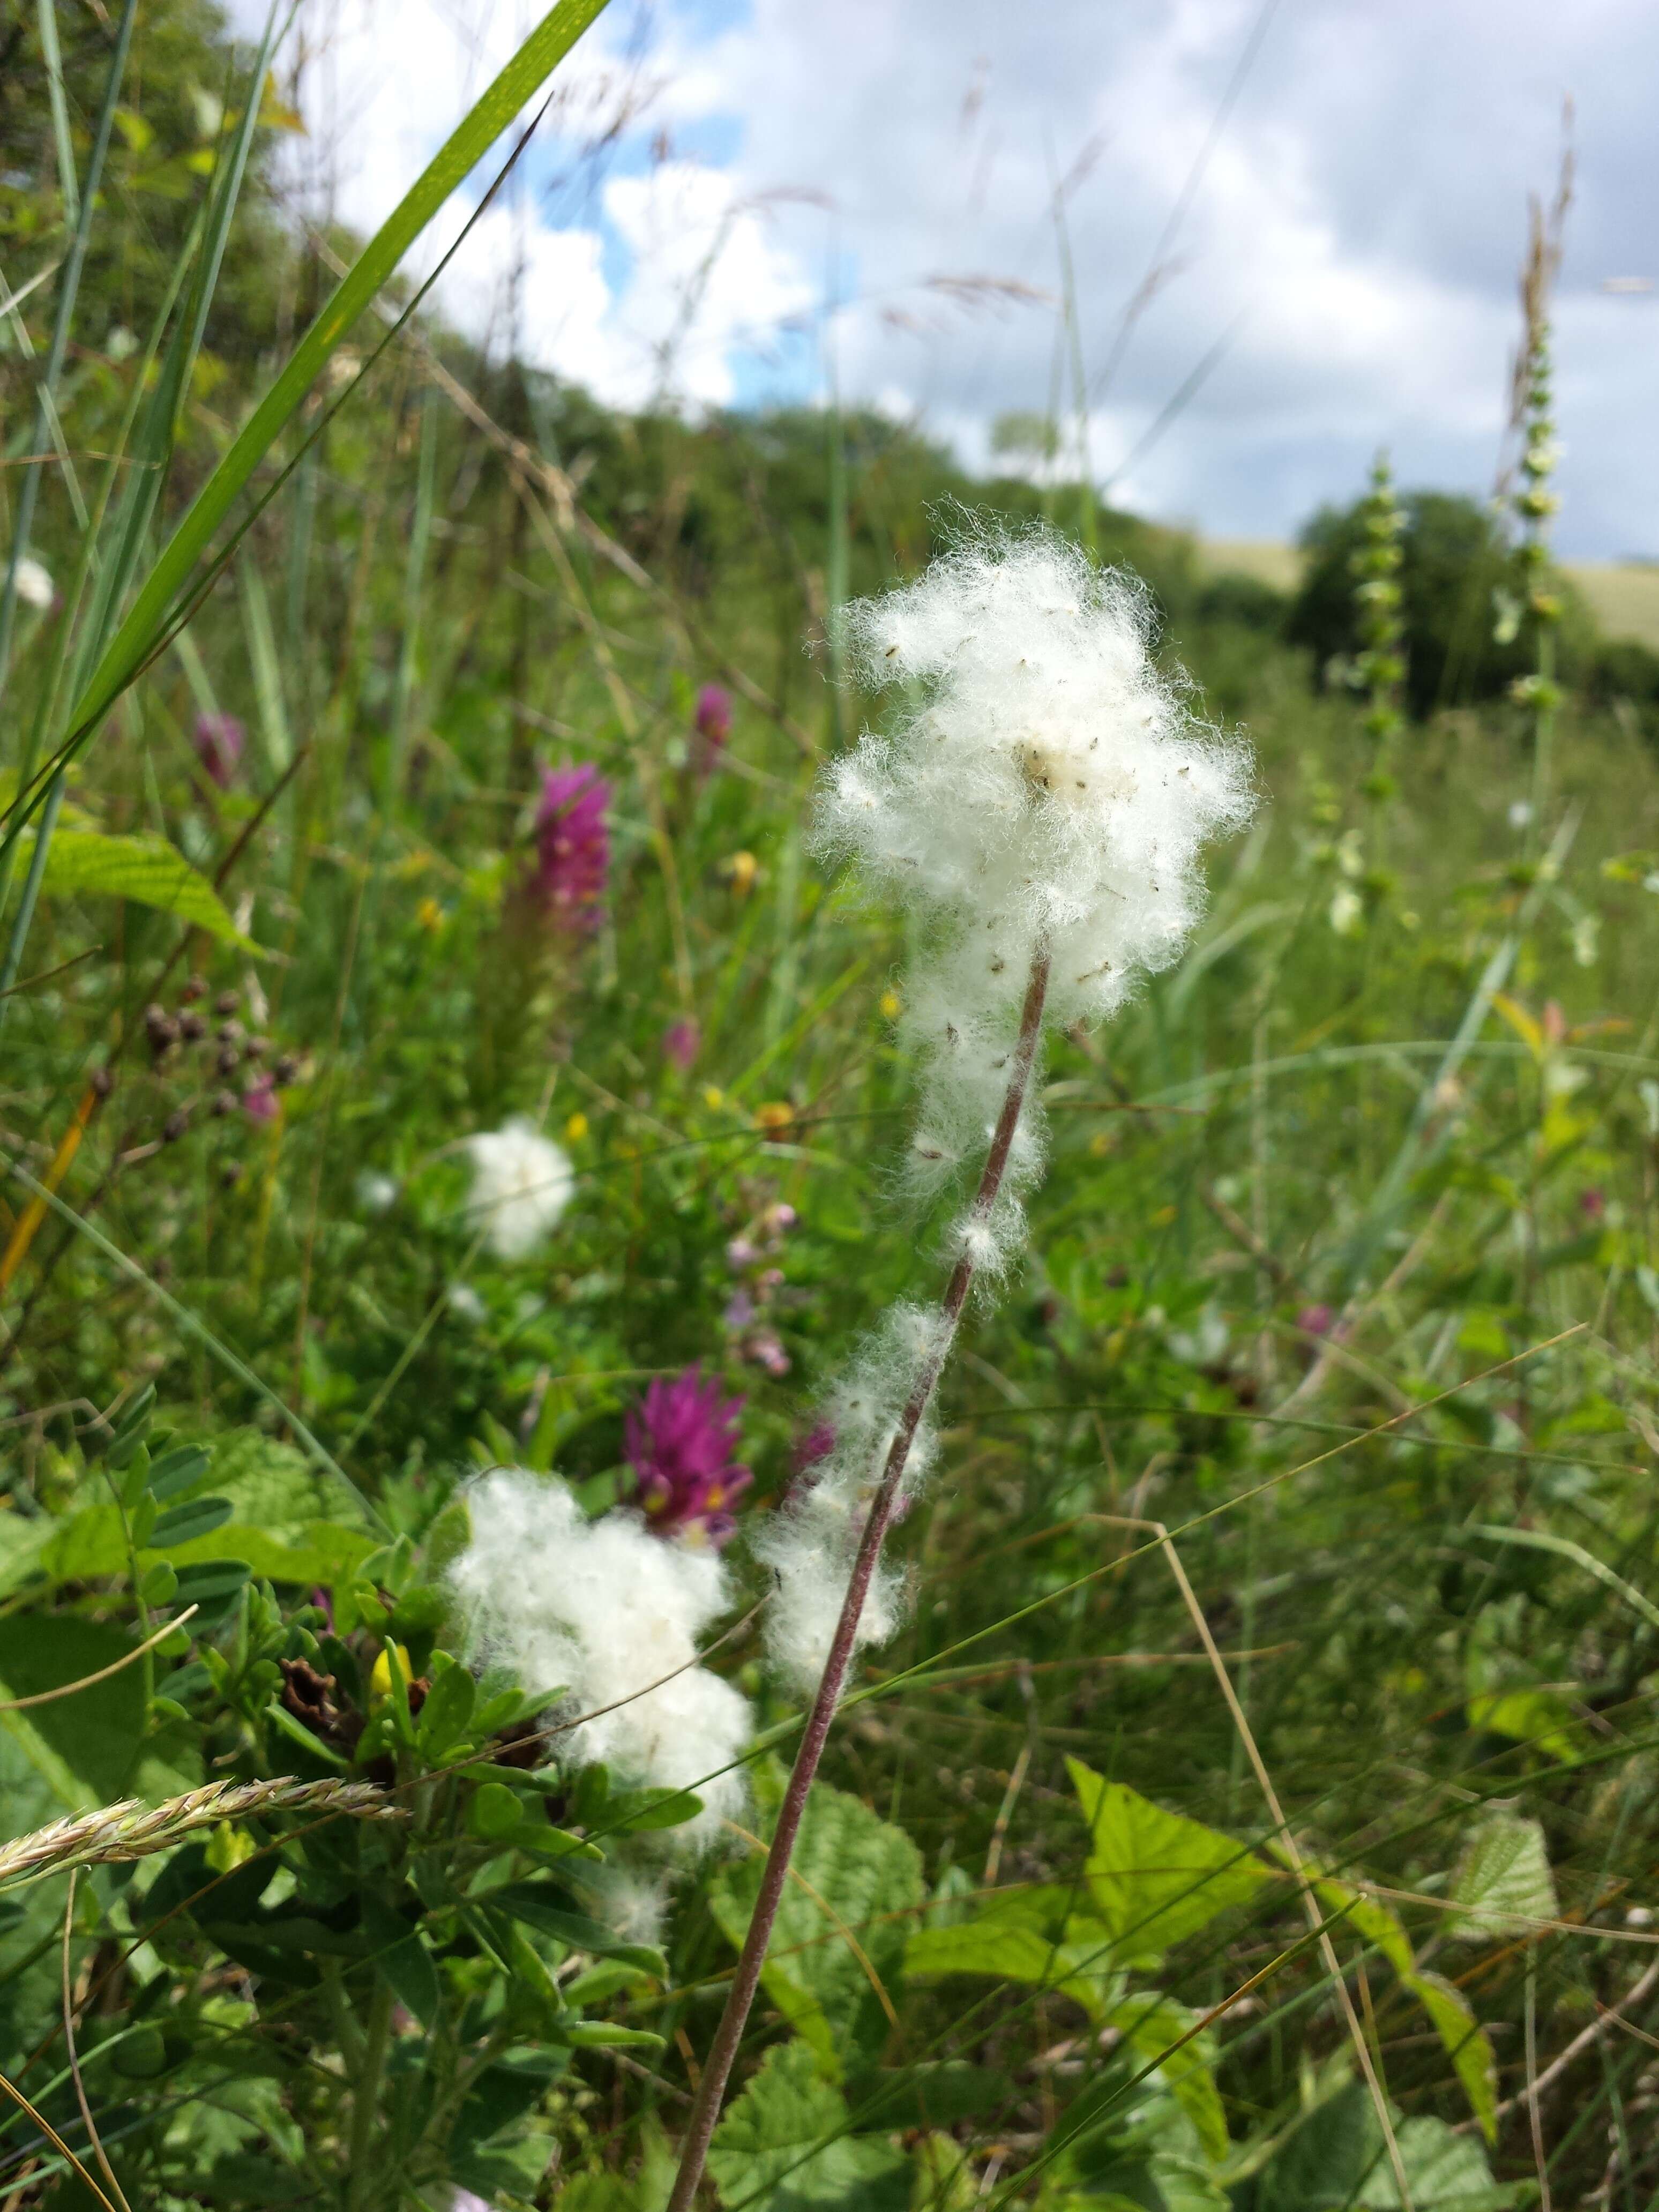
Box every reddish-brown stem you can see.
[666,946,1051,2212]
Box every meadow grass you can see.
[4,5,1659,2207]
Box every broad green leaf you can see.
[1447,1815,1557,1941]
[908,2133,977,2212]
[26,827,257,947]
[556,2120,676,2212]
[1258,2085,1512,2210]
[903,1916,1108,2020]
[1402,1969,1499,2144]
[1067,1760,1269,1963]
[20,1500,377,1593]
[0,1613,142,1805]
[1464,1687,1580,1762]
[1102,1991,1227,2163]
[710,1779,922,2076]
[705,2041,910,2212]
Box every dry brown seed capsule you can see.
[216,1045,241,1077]
[217,1019,244,1045]
[215,990,240,1017]
[181,974,208,1004]
[212,1089,237,1116]
[244,1035,270,1060]
[178,1011,207,1043]
[273,1054,300,1088]
[162,1109,189,1143]
[90,1066,115,1098]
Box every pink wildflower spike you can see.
[624,1365,751,1546]
[529,762,611,930]
[242,1074,278,1124]
[693,683,733,771]
[195,713,245,790]
[663,1019,701,1072]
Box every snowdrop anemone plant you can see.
[668,520,1254,2210]
[449,1470,751,1855]
[462,1116,573,1260]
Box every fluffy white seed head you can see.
[814,521,1253,1228]
[752,1304,948,1690]
[464,1118,573,1260]
[449,1470,751,1850]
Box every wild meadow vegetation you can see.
[6,3,1659,2209]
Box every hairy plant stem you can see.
[346,1980,394,2212]
[666,945,1052,2212]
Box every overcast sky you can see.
[244,0,1659,557]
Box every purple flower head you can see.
[663,1018,701,1073]
[1296,1303,1334,1340]
[529,762,611,931]
[723,1288,757,1332]
[242,1074,279,1125]
[624,1364,751,1546]
[194,713,245,790]
[694,683,733,752]
[726,1235,760,1271]
[793,1421,836,1476]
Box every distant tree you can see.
[0,0,289,372]
[1287,489,1593,717]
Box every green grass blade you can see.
[35,0,79,227]
[62,0,613,751]
[0,0,139,700]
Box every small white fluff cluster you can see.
[11,556,53,611]
[450,1470,750,1851]
[752,1303,948,1690]
[816,520,1254,1273]
[463,1117,573,1260]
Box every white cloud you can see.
[245,0,1659,553]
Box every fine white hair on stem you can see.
[462,1118,574,1260]
[449,1471,751,1851]
[814,516,1254,1234]
[751,1303,948,1690]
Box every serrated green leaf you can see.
[25,826,257,947]
[903,1916,1108,2020]
[1102,1991,1228,2163]
[706,2042,910,2212]
[711,1779,923,2076]
[1447,1815,1557,1941]
[1258,2085,1512,2209]
[1067,1760,1270,1963]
